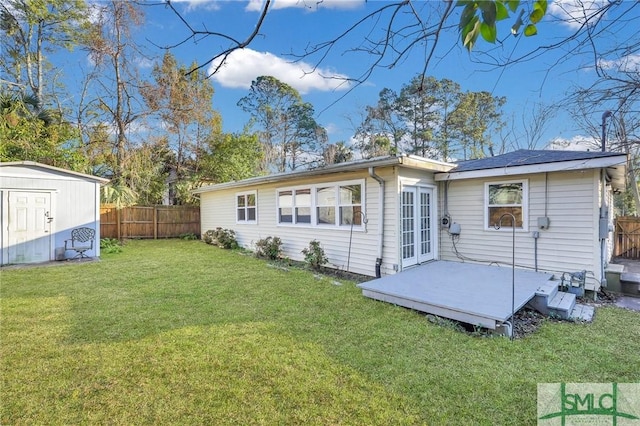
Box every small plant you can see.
[255,236,283,260]
[179,232,198,240]
[202,228,238,249]
[302,240,328,271]
[100,238,122,254]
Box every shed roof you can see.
[0,161,110,184]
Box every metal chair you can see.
[65,227,95,259]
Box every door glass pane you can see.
[401,191,415,260]
[420,192,431,255]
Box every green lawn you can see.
[1,240,639,424]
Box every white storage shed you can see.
[0,161,108,265]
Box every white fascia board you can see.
[0,161,110,184]
[193,155,455,195]
[434,155,628,182]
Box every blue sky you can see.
[53,0,638,153]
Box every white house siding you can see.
[0,164,103,264]
[438,170,604,286]
[200,167,401,277]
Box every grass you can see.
[1,240,639,424]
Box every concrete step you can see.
[620,272,640,284]
[547,291,576,320]
[569,304,595,322]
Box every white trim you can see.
[435,156,627,182]
[194,155,453,194]
[0,161,109,184]
[235,190,258,225]
[484,179,529,232]
[399,184,438,269]
[275,178,366,230]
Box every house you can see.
[194,150,628,293]
[0,161,109,265]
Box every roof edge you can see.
[435,154,628,182]
[193,155,455,194]
[0,161,110,184]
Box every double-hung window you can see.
[338,184,363,226]
[485,180,527,230]
[236,191,257,223]
[277,180,364,228]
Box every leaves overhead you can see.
[457,0,547,50]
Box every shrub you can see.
[179,232,198,240]
[255,236,283,260]
[202,228,238,249]
[100,238,123,254]
[302,240,328,270]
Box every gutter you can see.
[369,167,385,278]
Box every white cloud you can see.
[547,135,599,151]
[598,54,640,73]
[548,0,609,29]
[170,0,221,12]
[207,48,351,94]
[246,0,363,12]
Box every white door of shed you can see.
[8,191,52,264]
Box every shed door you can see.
[8,191,52,264]
[401,187,434,268]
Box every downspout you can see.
[369,167,385,278]
[600,111,612,288]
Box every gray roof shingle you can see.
[451,149,623,172]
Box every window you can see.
[339,184,362,225]
[295,189,311,224]
[316,186,335,225]
[485,181,527,230]
[236,191,257,223]
[277,180,365,228]
[278,190,293,223]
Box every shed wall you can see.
[438,170,603,286]
[0,165,102,264]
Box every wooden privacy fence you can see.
[101,204,200,240]
[614,216,640,259]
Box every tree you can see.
[141,52,222,183]
[85,0,145,185]
[0,92,85,169]
[238,76,326,173]
[447,91,506,159]
[163,1,551,85]
[0,0,90,112]
[199,132,263,183]
[322,142,353,166]
[396,76,441,157]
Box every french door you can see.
[401,186,434,268]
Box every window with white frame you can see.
[277,180,364,228]
[485,180,527,229]
[236,191,257,223]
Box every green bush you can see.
[202,228,238,249]
[179,232,199,240]
[302,240,328,270]
[100,238,123,254]
[255,236,283,260]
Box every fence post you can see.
[153,206,158,240]
[117,208,122,241]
